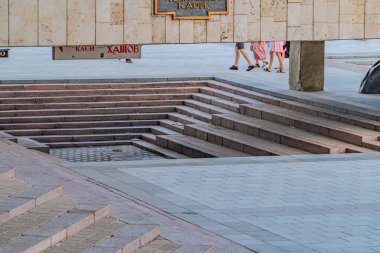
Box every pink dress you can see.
[251,42,267,60]
[271,41,284,53]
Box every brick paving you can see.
[68,153,380,253]
[50,145,163,162]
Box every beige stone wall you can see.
[0,0,379,46]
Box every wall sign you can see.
[52,45,141,60]
[154,0,229,20]
[0,49,9,58]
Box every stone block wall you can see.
[0,0,379,46]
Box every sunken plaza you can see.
[1,1,380,253]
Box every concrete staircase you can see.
[0,166,212,253]
[0,81,379,159]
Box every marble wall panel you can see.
[9,0,38,46]
[39,0,67,46]
[4,0,380,46]
[0,0,8,46]
[67,0,96,45]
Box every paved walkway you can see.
[1,40,379,113]
[68,153,380,253]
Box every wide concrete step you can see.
[213,113,371,154]
[240,103,380,146]
[362,140,380,151]
[200,87,260,105]
[0,106,176,117]
[185,124,311,156]
[47,140,135,148]
[0,93,192,104]
[159,119,185,134]
[0,167,16,181]
[18,137,50,153]
[156,135,250,158]
[207,81,380,132]
[43,216,127,253]
[184,100,232,114]
[0,87,201,98]
[0,100,184,111]
[272,98,380,132]
[0,113,167,124]
[29,133,141,143]
[0,204,110,253]
[133,140,189,159]
[0,120,159,131]
[0,81,206,91]
[175,106,212,123]
[0,185,63,224]
[131,236,179,253]
[80,224,160,253]
[6,126,153,137]
[0,177,30,199]
[191,93,240,112]
[167,113,206,125]
[0,197,76,246]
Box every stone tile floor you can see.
[68,153,380,253]
[50,145,163,162]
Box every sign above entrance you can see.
[52,45,141,60]
[154,0,229,20]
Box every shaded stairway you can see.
[0,166,213,253]
[0,80,379,159]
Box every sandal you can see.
[255,64,260,68]
[276,69,285,73]
[261,62,268,69]
[246,65,255,71]
[263,68,271,72]
[229,65,238,70]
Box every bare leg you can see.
[240,49,253,66]
[234,47,240,66]
[276,52,285,72]
[267,51,274,71]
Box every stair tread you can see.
[0,113,168,124]
[43,216,126,253]
[0,185,63,224]
[47,140,135,148]
[7,126,153,135]
[242,103,380,138]
[0,178,30,199]
[133,140,189,159]
[0,87,201,97]
[168,113,206,125]
[0,197,76,246]
[0,204,110,253]
[81,224,160,253]
[176,106,212,122]
[159,135,250,157]
[131,236,179,253]
[184,100,232,114]
[216,113,372,153]
[0,120,160,130]
[188,124,311,156]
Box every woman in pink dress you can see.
[250,41,267,68]
[263,41,285,73]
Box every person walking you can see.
[263,41,285,73]
[230,43,255,71]
[250,41,268,68]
